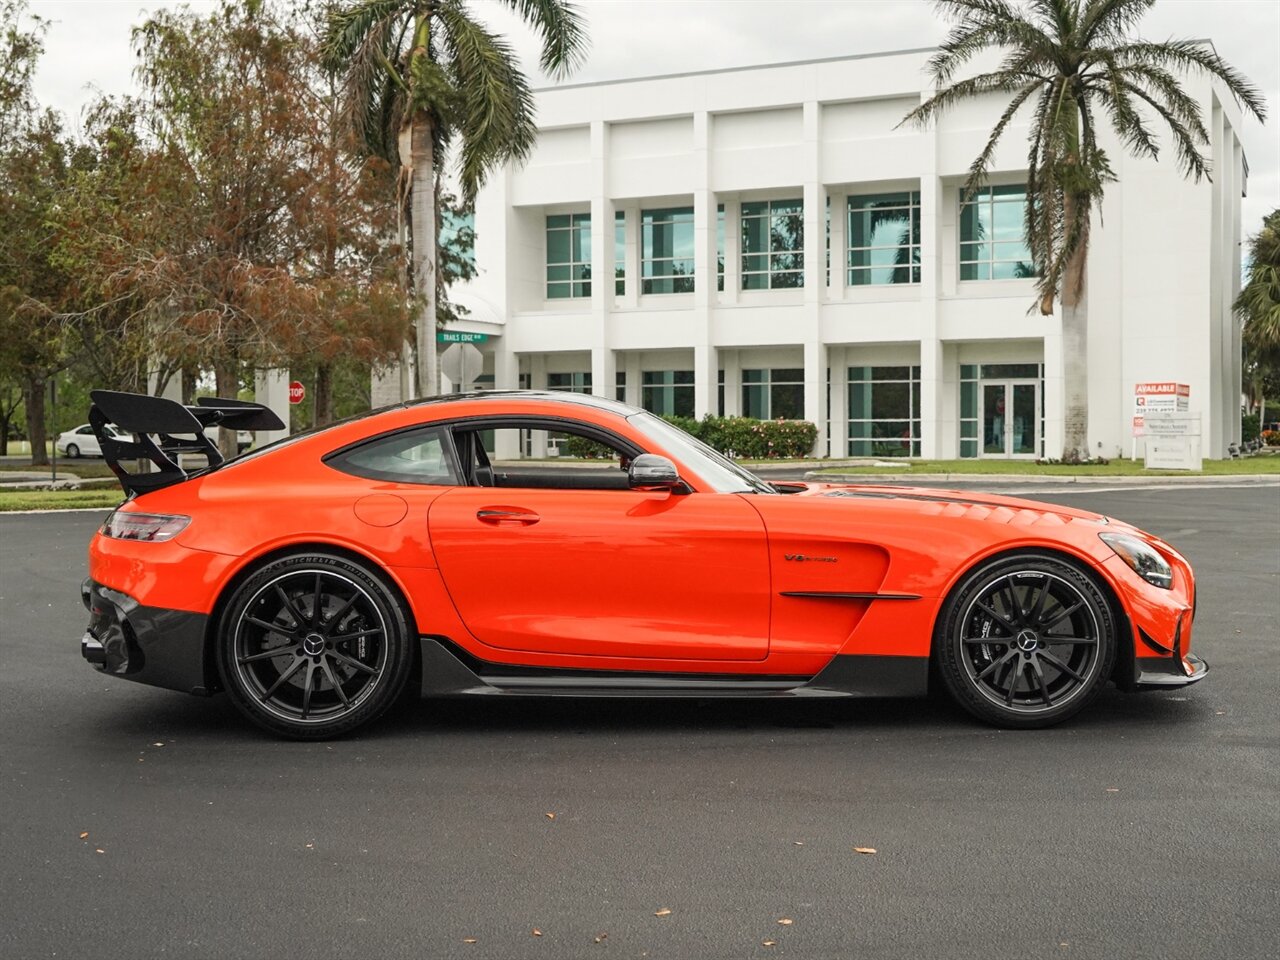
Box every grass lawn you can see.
[811,454,1280,477]
[0,461,117,478]
[0,490,123,512]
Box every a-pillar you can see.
[255,369,291,445]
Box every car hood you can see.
[787,482,1114,527]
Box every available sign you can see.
[1132,382,1189,437]
[437,331,489,344]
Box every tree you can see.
[1236,209,1280,426]
[321,0,587,400]
[902,0,1265,459]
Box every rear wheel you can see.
[216,553,414,739]
[935,553,1116,728]
[66,443,80,458]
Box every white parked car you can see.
[56,423,254,458]
[56,423,129,458]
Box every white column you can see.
[529,354,548,457]
[254,368,291,444]
[148,367,184,402]
[829,345,849,457]
[801,102,825,453]
[722,348,741,417]
[624,352,642,407]
[622,202,640,309]
[919,338,943,458]
[493,346,521,458]
[589,120,615,403]
[722,198,741,304]
[1043,332,1065,459]
[829,190,846,301]
[692,110,716,419]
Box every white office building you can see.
[431,45,1249,459]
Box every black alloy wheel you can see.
[217,553,414,739]
[936,553,1117,728]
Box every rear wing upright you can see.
[88,390,286,496]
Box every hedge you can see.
[662,414,818,459]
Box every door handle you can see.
[476,508,540,525]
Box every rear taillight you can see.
[100,511,190,542]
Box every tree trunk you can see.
[314,362,334,426]
[410,115,438,400]
[214,361,239,460]
[1060,211,1089,461]
[24,375,47,467]
[181,366,198,405]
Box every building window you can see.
[848,366,921,457]
[847,192,921,286]
[741,198,803,290]
[959,186,1035,280]
[616,370,627,403]
[614,211,625,296]
[547,372,592,393]
[641,207,694,294]
[641,370,695,417]
[546,213,591,299]
[742,368,804,420]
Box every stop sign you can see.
[288,380,305,404]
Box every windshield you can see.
[627,412,775,495]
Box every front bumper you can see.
[80,578,214,696]
[1135,654,1209,688]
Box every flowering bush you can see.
[1262,429,1280,447]
[662,415,818,459]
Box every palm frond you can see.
[900,68,1041,128]
[1080,0,1155,45]
[497,0,588,80]
[1085,55,1161,162]
[436,0,536,201]
[321,0,404,71]
[1107,39,1266,121]
[928,0,1056,85]
[961,78,1046,200]
[1112,78,1211,180]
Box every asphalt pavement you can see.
[1,483,1277,960]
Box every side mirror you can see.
[628,453,680,491]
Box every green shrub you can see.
[1242,412,1260,443]
[562,435,615,459]
[659,414,817,459]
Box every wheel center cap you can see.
[1016,629,1040,652]
[302,633,325,656]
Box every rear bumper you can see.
[80,578,213,696]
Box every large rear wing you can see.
[88,390,286,496]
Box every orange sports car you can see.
[81,389,1205,739]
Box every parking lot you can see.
[1,483,1277,960]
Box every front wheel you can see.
[935,553,1117,728]
[216,553,414,739]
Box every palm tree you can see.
[902,0,1265,459]
[322,0,587,400]
[1237,209,1280,429]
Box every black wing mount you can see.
[88,389,286,496]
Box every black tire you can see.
[935,552,1117,729]
[66,443,80,458]
[216,552,414,740]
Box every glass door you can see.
[981,381,1039,457]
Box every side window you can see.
[326,427,459,485]
[77,426,95,435]
[455,423,636,491]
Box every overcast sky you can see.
[27,0,1280,232]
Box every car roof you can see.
[393,390,640,418]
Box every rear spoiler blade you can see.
[88,389,286,496]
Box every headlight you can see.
[1099,533,1173,589]
[100,511,190,542]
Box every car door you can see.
[76,425,101,456]
[426,420,772,662]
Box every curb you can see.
[806,472,1280,486]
